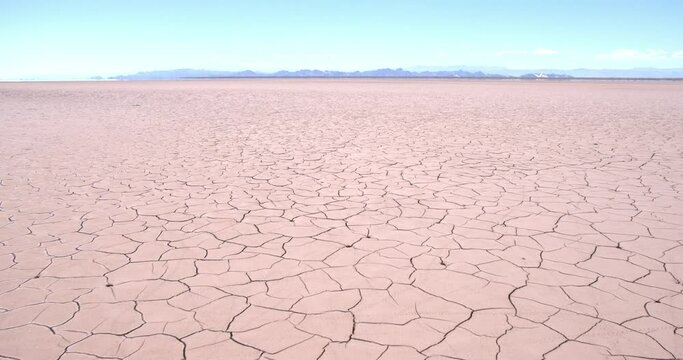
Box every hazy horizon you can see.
[11,65,683,82]
[2,0,682,80]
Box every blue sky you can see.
[1,0,682,79]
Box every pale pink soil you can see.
[0,79,682,359]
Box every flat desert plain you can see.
[1,79,682,360]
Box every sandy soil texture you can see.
[1,79,682,359]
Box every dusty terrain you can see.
[1,79,682,359]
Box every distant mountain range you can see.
[108,67,683,80]
[109,68,506,80]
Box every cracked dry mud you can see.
[0,79,682,360]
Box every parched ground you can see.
[0,79,682,360]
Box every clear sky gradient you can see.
[1,0,682,79]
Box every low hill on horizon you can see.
[409,66,683,78]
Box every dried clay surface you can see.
[1,79,682,359]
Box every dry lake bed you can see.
[1,79,682,359]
